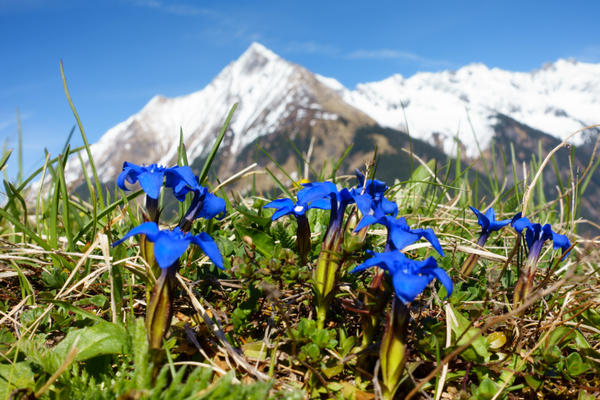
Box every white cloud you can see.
[130,0,213,16]
[283,41,340,56]
[347,48,452,67]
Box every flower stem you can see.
[146,265,177,350]
[296,214,311,265]
[380,298,409,400]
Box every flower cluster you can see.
[464,206,571,305]
[113,161,226,350]
[350,170,450,303]
[114,162,225,271]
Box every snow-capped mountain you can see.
[65,42,600,187]
[65,42,373,185]
[319,59,600,156]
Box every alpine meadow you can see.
[1,41,600,400]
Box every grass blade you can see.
[198,103,237,185]
[60,60,104,208]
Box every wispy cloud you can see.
[283,41,340,56]
[130,0,214,16]
[347,48,452,67]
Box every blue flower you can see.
[263,187,331,264]
[179,185,226,231]
[355,215,444,256]
[113,222,224,270]
[511,214,571,260]
[351,170,398,219]
[117,162,198,200]
[297,181,355,240]
[469,206,511,242]
[351,251,452,304]
[263,195,331,221]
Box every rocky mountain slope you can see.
[64,43,599,210]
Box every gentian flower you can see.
[263,192,330,264]
[117,162,200,222]
[351,170,398,219]
[511,213,571,306]
[355,215,444,256]
[179,185,226,231]
[511,214,570,261]
[461,206,511,275]
[113,221,225,349]
[117,162,197,200]
[298,181,355,246]
[469,206,511,246]
[352,250,452,304]
[353,249,451,399]
[294,181,356,329]
[113,221,224,270]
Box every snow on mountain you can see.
[65,42,337,184]
[325,59,600,157]
[66,42,600,186]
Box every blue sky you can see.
[1,0,599,178]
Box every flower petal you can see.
[552,232,570,255]
[165,166,200,201]
[488,218,511,231]
[512,216,532,234]
[431,267,453,298]
[297,181,338,204]
[413,228,445,257]
[200,192,226,220]
[353,193,374,216]
[469,206,490,231]
[354,214,381,232]
[153,230,191,269]
[392,269,432,304]
[380,197,398,217]
[137,169,165,199]
[389,224,420,250]
[112,221,160,247]
[191,232,225,270]
[264,198,294,209]
[350,251,394,274]
[307,198,331,210]
[484,207,495,222]
[272,205,294,221]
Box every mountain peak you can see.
[241,42,280,61]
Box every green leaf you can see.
[448,305,490,362]
[234,225,274,257]
[524,373,543,390]
[578,390,597,400]
[474,378,499,400]
[302,343,321,361]
[565,352,590,376]
[45,299,105,323]
[0,362,34,398]
[54,321,129,362]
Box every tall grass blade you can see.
[60,60,105,208]
[16,108,23,185]
[0,148,11,172]
[198,103,237,185]
[57,150,74,251]
[264,167,293,199]
[330,143,353,182]
[15,145,84,193]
